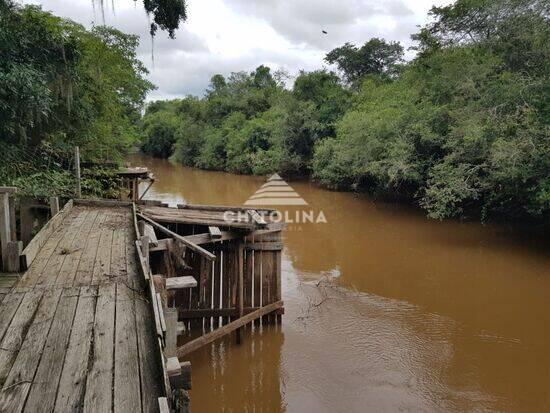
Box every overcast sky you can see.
[24,0,453,100]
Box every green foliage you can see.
[141,0,548,222]
[0,1,153,197]
[325,38,404,84]
[143,0,188,38]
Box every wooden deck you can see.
[0,205,164,412]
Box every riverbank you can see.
[129,152,550,412]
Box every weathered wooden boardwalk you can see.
[0,204,164,412]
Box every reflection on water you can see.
[130,153,550,412]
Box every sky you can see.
[24,0,453,101]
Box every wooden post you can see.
[0,192,11,271]
[74,146,81,198]
[236,240,244,344]
[20,197,34,247]
[165,308,178,357]
[49,197,60,217]
[8,196,16,241]
[6,241,22,272]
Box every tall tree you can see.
[325,38,404,84]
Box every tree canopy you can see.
[0,0,154,196]
[141,0,548,223]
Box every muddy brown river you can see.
[129,153,549,412]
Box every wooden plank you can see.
[83,283,115,413]
[0,293,25,343]
[208,226,222,239]
[36,208,89,287]
[19,199,73,270]
[212,252,221,328]
[166,276,197,290]
[74,212,106,286]
[0,289,62,413]
[164,308,178,357]
[74,199,133,207]
[158,397,170,413]
[177,306,284,319]
[156,292,167,336]
[0,187,17,194]
[182,231,239,245]
[91,222,114,285]
[245,241,283,251]
[56,209,99,286]
[178,203,275,213]
[136,238,151,281]
[55,286,98,411]
[137,213,216,260]
[135,295,164,413]
[23,287,79,413]
[253,243,262,325]
[176,301,284,358]
[111,226,127,279]
[0,290,43,384]
[114,283,142,413]
[236,241,244,343]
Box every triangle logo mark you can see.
[244,174,308,206]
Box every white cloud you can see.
[22,0,454,100]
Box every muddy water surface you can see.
[130,153,550,413]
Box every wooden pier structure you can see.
[0,193,283,412]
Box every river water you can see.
[129,153,549,412]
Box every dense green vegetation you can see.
[0,0,153,197]
[141,0,549,222]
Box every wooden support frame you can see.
[176,301,283,358]
[137,213,216,261]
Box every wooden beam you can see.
[176,301,283,358]
[20,199,73,270]
[177,306,284,319]
[247,209,267,226]
[157,397,169,413]
[178,203,275,213]
[183,231,240,245]
[138,221,159,247]
[74,146,81,198]
[149,238,172,252]
[236,241,244,344]
[0,192,12,271]
[245,241,283,251]
[135,240,151,281]
[137,213,216,261]
[208,226,222,239]
[165,309,178,358]
[74,199,133,207]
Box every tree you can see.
[325,38,404,84]
[0,1,153,160]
